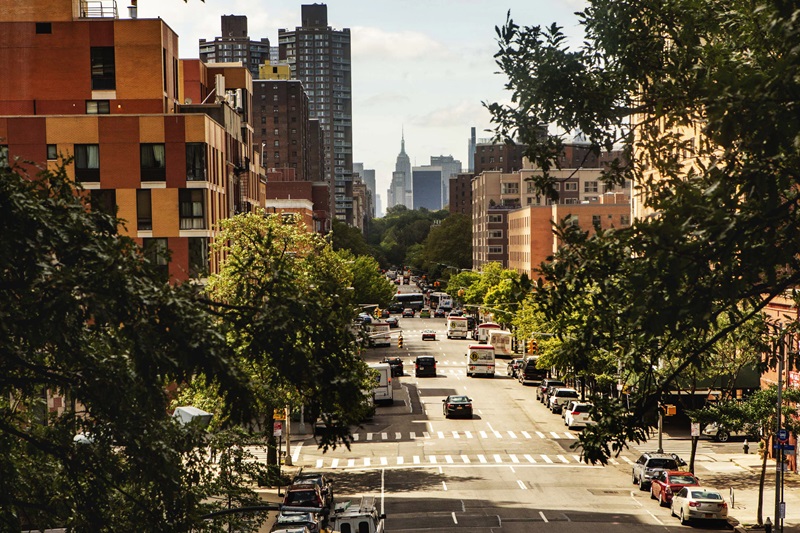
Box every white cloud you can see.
[351,26,452,61]
[409,101,489,129]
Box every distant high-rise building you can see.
[200,15,271,79]
[279,4,354,224]
[468,127,476,172]
[412,165,443,211]
[375,194,383,217]
[430,155,461,208]
[393,130,412,208]
[389,171,406,209]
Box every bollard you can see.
[743,439,750,454]
[765,516,772,533]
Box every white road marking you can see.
[452,431,460,439]
[522,431,532,439]
[413,456,420,464]
[348,459,355,467]
[480,431,488,438]
[536,431,546,438]
[451,511,458,523]
[539,511,549,523]
[423,432,431,439]
[493,430,503,438]
[429,456,437,464]
[292,443,302,464]
[353,434,360,441]
[550,431,561,439]
[366,433,373,441]
[364,458,371,467]
[395,432,402,439]
[557,455,569,463]
[494,454,503,463]
[517,480,527,490]
[445,455,454,464]
[316,459,323,468]
[647,510,663,525]
[524,455,537,463]
[381,457,388,466]
[442,481,448,491]
[541,455,554,464]
[478,454,488,463]
[331,458,339,469]
[381,432,388,440]
[437,431,445,439]
[461,455,471,463]
[397,457,404,465]
[510,454,520,463]
[507,431,517,439]
[609,458,619,465]
[465,431,473,439]
[621,456,634,464]
[565,431,576,439]
[410,432,417,440]
[572,455,583,463]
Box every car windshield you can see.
[285,490,318,506]
[278,513,313,524]
[558,390,579,397]
[418,357,434,363]
[670,475,697,484]
[448,396,469,403]
[691,490,722,500]
[573,404,592,413]
[648,459,678,469]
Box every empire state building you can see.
[390,131,412,208]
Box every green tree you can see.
[206,212,375,454]
[489,0,800,463]
[331,218,371,257]
[419,213,472,272]
[339,251,396,307]
[0,166,256,531]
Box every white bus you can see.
[487,329,514,358]
[466,344,495,377]
[446,316,469,339]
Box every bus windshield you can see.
[393,293,425,310]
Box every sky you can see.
[137,0,587,212]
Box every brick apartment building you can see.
[0,0,265,282]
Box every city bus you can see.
[391,292,425,311]
[429,291,453,310]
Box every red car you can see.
[650,470,700,507]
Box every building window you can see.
[565,198,579,204]
[90,47,116,90]
[90,189,116,217]
[592,214,601,226]
[188,237,209,278]
[488,214,503,223]
[621,214,631,226]
[584,181,599,193]
[274,140,280,147]
[186,143,206,181]
[564,182,578,192]
[140,143,166,181]
[142,238,169,282]
[0,145,8,169]
[46,144,57,160]
[489,230,503,238]
[35,22,51,34]
[74,144,100,181]
[274,128,280,135]
[86,100,110,114]
[179,189,206,229]
[136,189,152,230]
[501,183,519,194]
[488,246,503,254]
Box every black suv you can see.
[382,356,404,376]
[536,378,565,401]
[415,356,437,377]
[519,356,548,386]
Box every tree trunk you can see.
[757,437,768,526]
[689,436,698,474]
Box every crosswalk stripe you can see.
[524,454,537,463]
[565,431,576,439]
[494,454,503,463]
[573,455,582,463]
[522,431,532,439]
[413,456,420,464]
[429,456,437,464]
[508,431,517,439]
[493,431,503,438]
[364,458,371,466]
[366,433,373,441]
[381,432,388,440]
[331,458,339,468]
[557,455,568,463]
[452,431,460,439]
[621,456,634,465]
[510,454,520,463]
[461,455,471,463]
[480,431,488,438]
[608,458,619,465]
[478,454,488,463]
[348,459,355,467]
[353,434,359,441]
[410,432,417,440]
[437,431,445,439]
[541,455,553,464]
[381,457,388,466]
[423,432,431,439]
[395,432,401,439]
[465,431,473,439]
[550,431,560,439]
[536,431,546,438]
[397,457,404,465]
[445,455,454,464]
[316,459,323,468]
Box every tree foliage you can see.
[418,213,472,272]
[0,166,256,531]
[489,0,800,462]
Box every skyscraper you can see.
[279,4,354,224]
[199,15,271,79]
[394,130,412,208]
[467,126,476,173]
[430,155,462,208]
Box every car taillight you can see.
[689,501,701,508]
[721,502,728,509]
[465,404,471,408]
[570,410,579,415]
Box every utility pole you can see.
[775,329,787,533]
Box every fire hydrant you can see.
[765,516,772,533]
[743,440,750,454]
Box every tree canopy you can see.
[489,0,800,462]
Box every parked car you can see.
[650,470,700,507]
[422,329,436,341]
[434,308,447,318]
[507,358,524,378]
[271,510,320,533]
[283,483,326,509]
[420,308,431,318]
[541,383,566,405]
[518,356,548,386]
[536,378,565,401]
[563,402,594,429]
[702,422,758,442]
[382,356,404,376]
[448,309,464,316]
[380,309,390,318]
[402,308,415,318]
[386,316,399,328]
[357,313,372,324]
[442,395,473,419]
[415,355,437,377]
[561,399,580,421]
[548,388,580,413]
[632,452,684,490]
[671,487,728,525]
[290,472,334,509]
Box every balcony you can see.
[79,0,118,18]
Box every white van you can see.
[474,322,501,343]
[366,321,391,347]
[466,344,495,377]
[487,329,513,358]
[446,316,469,339]
[368,363,393,405]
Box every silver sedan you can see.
[670,486,728,525]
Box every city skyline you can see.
[137,0,586,210]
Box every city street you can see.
[278,314,744,532]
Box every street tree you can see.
[205,212,375,455]
[0,166,257,531]
[419,213,472,273]
[489,0,800,463]
[338,250,396,308]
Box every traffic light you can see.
[531,340,538,354]
[398,335,404,348]
[527,340,534,354]
[374,307,381,318]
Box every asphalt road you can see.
[283,313,735,532]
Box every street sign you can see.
[773,444,795,451]
[778,428,789,443]
[691,423,700,437]
[273,421,283,437]
[273,408,286,420]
